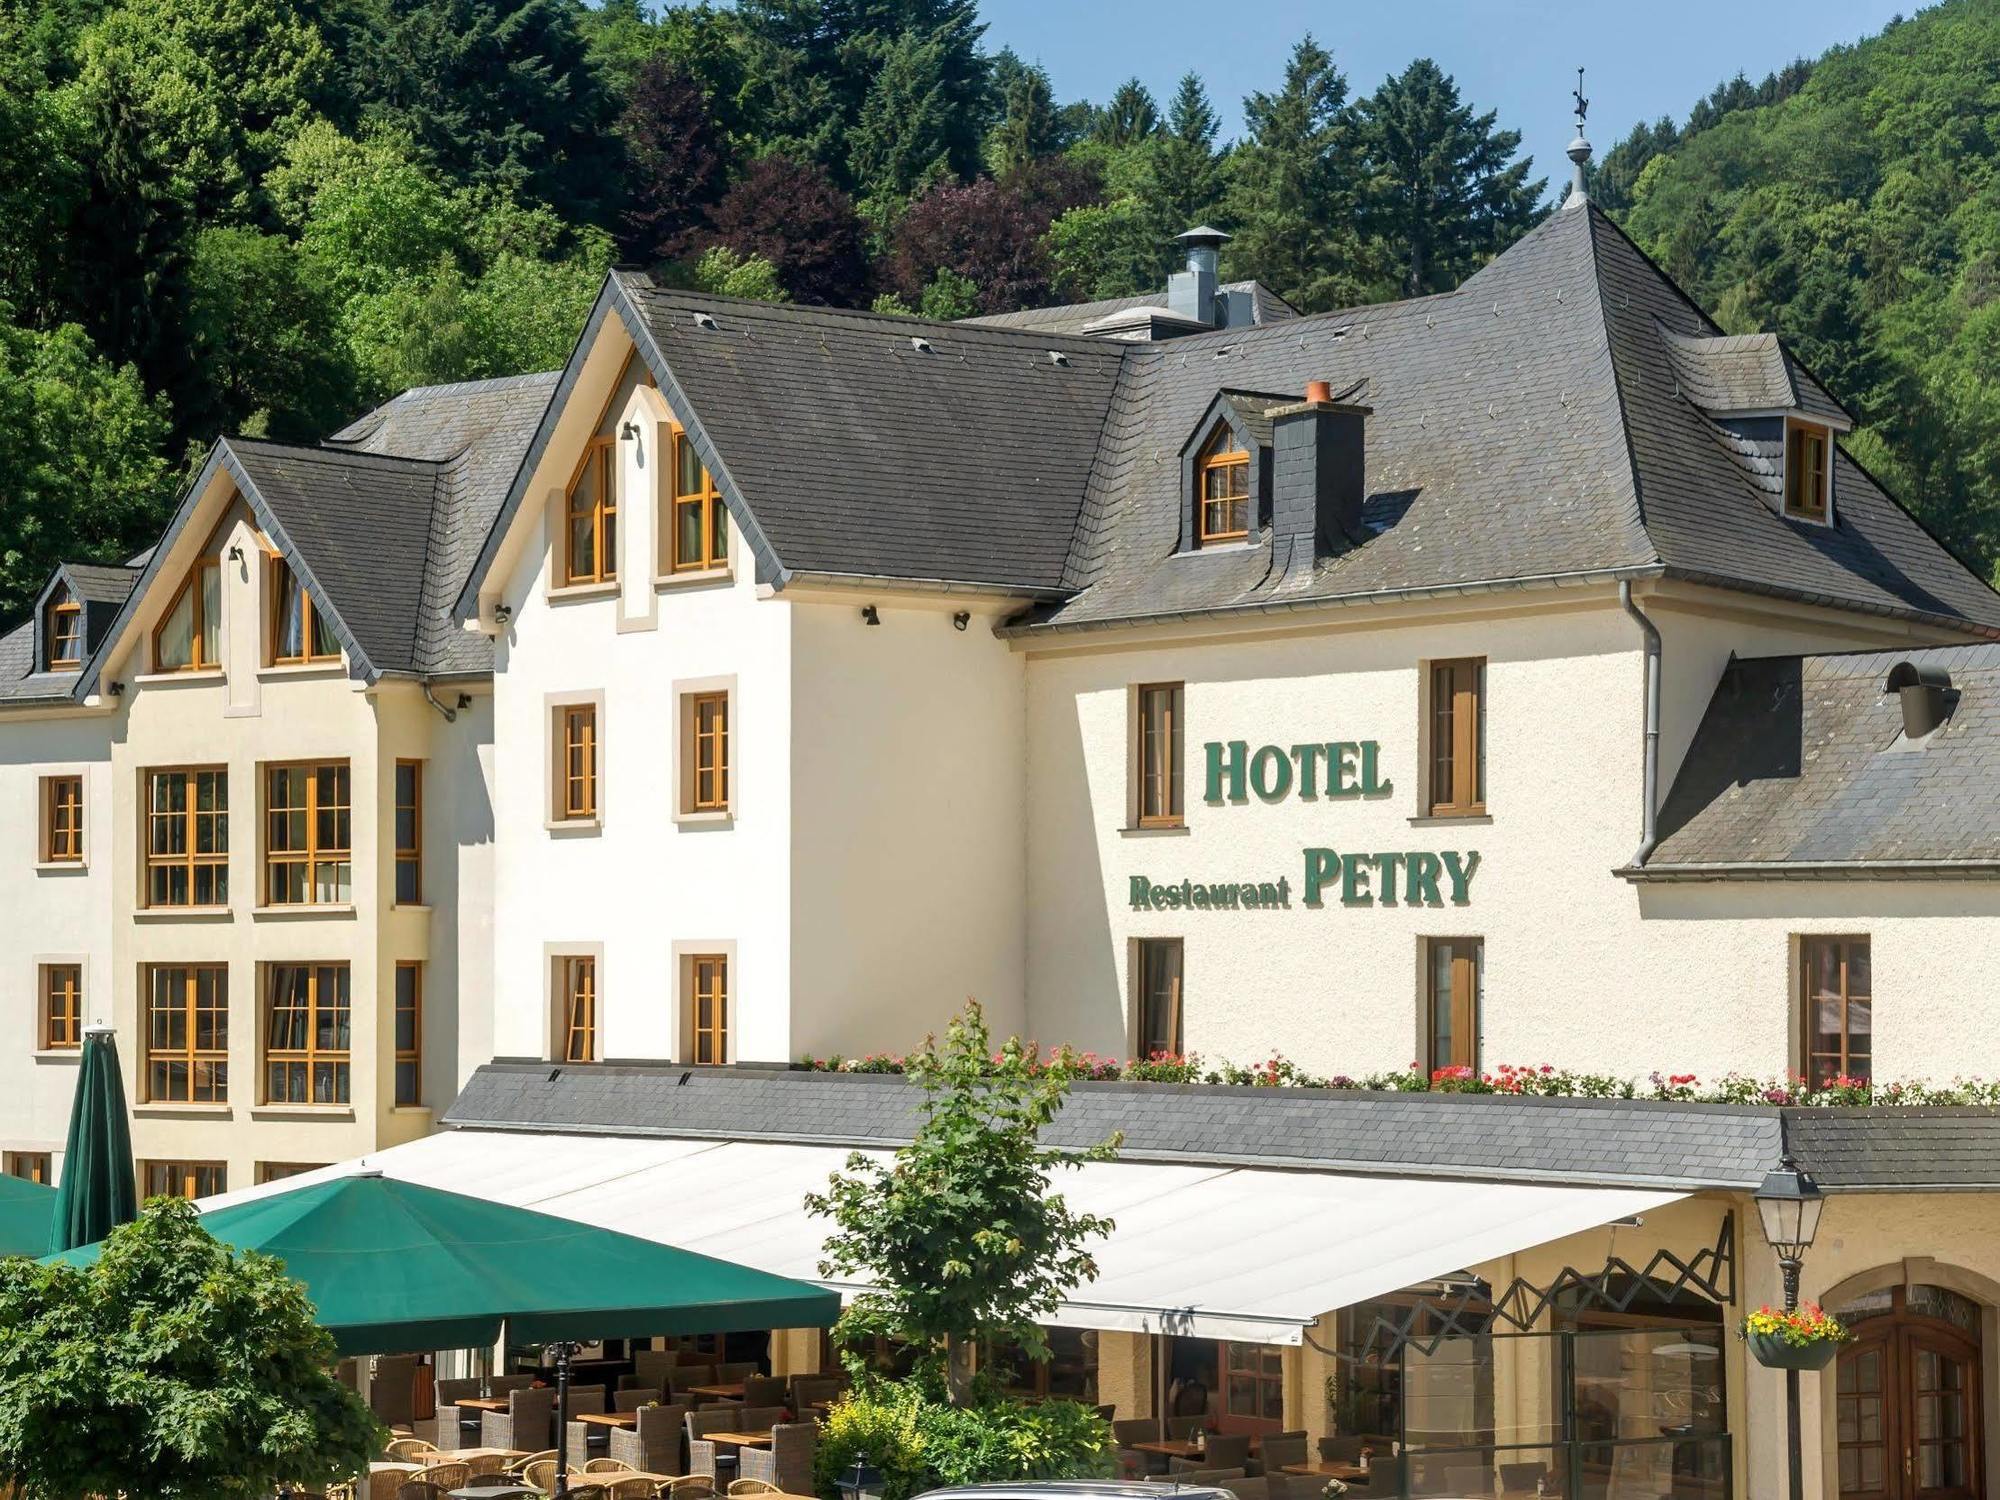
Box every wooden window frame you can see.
[45,589,82,671]
[262,962,351,1105]
[1220,1340,1286,1426]
[553,703,600,823]
[143,964,228,1104]
[3,1152,51,1185]
[40,774,84,864]
[256,1162,325,1184]
[141,1160,226,1200]
[1134,683,1185,828]
[393,961,422,1108]
[38,963,82,1052]
[1132,937,1184,1060]
[685,691,729,814]
[261,761,351,906]
[564,435,619,586]
[1425,657,1487,816]
[1800,934,1872,1087]
[143,767,229,908]
[556,954,597,1063]
[1425,936,1482,1075]
[1784,419,1833,523]
[152,557,221,673]
[393,760,423,905]
[1196,425,1251,546]
[665,428,728,574]
[685,952,729,1065]
[267,556,341,666]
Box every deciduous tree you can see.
[707,154,867,305]
[619,55,731,265]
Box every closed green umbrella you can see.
[50,1169,841,1354]
[0,1175,56,1258]
[47,1024,137,1254]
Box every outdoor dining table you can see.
[685,1381,746,1400]
[1129,1440,1203,1462]
[447,1485,539,1500]
[703,1430,775,1449]
[454,1396,513,1412]
[576,1410,639,1430]
[1282,1461,1373,1483]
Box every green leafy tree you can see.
[1224,36,1373,311]
[985,50,1059,177]
[184,226,355,441]
[1092,77,1160,148]
[806,1000,1120,1406]
[0,1198,383,1500]
[1354,58,1544,297]
[0,8,84,322]
[849,27,957,216]
[692,244,790,301]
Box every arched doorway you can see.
[1832,1284,1983,1500]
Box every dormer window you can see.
[1197,424,1250,545]
[665,429,727,574]
[269,558,340,665]
[565,436,617,586]
[1784,419,1832,523]
[44,587,82,671]
[154,556,221,673]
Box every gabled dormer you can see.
[30,562,141,676]
[1177,392,1286,552]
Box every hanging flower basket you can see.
[1743,1303,1846,1370]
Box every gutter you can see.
[1618,580,1663,867]
[1619,860,2000,884]
[772,567,1067,603]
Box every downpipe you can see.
[1619,580,1661,868]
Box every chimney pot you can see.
[1306,379,1333,404]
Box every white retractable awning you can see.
[209,1130,1684,1345]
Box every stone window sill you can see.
[134,906,233,922]
[251,904,356,920]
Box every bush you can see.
[815,1385,1114,1500]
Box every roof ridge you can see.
[1581,205,1667,567]
[229,435,445,472]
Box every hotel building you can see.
[11,168,2000,1497]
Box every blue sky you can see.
[978,0,1910,201]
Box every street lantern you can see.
[840,1454,883,1500]
[1752,1153,1824,1308]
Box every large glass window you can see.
[40,774,83,864]
[154,558,221,672]
[45,586,82,670]
[268,558,340,664]
[145,769,229,907]
[667,429,727,573]
[142,1161,225,1199]
[1135,683,1184,827]
[263,963,350,1104]
[39,964,81,1051]
[263,762,351,905]
[1196,425,1250,545]
[565,437,617,585]
[1134,938,1183,1059]
[144,965,228,1103]
[1802,936,1871,1087]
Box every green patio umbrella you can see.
[50,1169,841,1355]
[47,1024,137,1254]
[0,1174,56,1257]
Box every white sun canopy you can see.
[207,1130,1685,1345]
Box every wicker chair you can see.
[663,1477,717,1500]
[787,1375,840,1413]
[585,1458,636,1473]
[482,1387,556,1453]
[1164,1415,1205,1440]
[411,1463,470,1492]
[394,1484,446,1500]
[713,1362,760,1385]
[384,1439,443,1462]
[601,1480,657,1500]
[492,1373,538,1394]
[508,1449,558,1474]
[565,1485,608,1500]
[371,1356,421,1429]
[611,1403,690,1477]
[739,1375,787,1410]
[1172,1434,1249,1473]
[735,1423,813,1496]
[1251,1430,1308,1477]
[614,1390,655,1414]
[732,1408,788,1433]
[633,1350,678,1390]
[522,1458,560,1493]
[728,1482,781,1495]
[1112,1417,1161,1477]
[432,1378,484,1450]
[670,1364,717,1394]
[464,1453,510,1477]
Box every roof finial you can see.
[1565,66,1593,208]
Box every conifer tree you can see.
[849,28,956,214]
[1146,72,1226,241]
[1092,77,1160,148]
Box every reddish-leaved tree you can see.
[618,56,731,266]
[888,177,1054,316]
[705,156,868,306]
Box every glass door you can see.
[1834,1286,1983,1500]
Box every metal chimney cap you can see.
[1176,225,1231,246]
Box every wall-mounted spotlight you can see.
[227,544,245,562]
[860,604,880,626]
[952,610,970,632]
[493,602,513,626]
[108,680,125,698]
[620,421,640,440]
[455,693,473,710]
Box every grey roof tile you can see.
[962,281,1298,337]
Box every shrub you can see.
[814,1385,1114,1500]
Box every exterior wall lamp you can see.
[952,611,970,631]
[860,605,880,626]
[1753,1146,1824,1500]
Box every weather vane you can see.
[1573,67,1589,132]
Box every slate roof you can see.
[0,562,141,705]
[1659,326,1851,425]
[962,280,1298,337]
[443,1061,2000,1192]
[60,563,143,607]
[1641,643,2000,874]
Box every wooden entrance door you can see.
[1836,1288,1982,1500]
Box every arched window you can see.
[44,586,82,671]
[1196,423,1250,545]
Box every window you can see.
[1425,657,1486,816]
[1133,938,1183,1059]
[154,557,221,672]
[263,761,351,905]
[1785,420,1832,521]
[268,557,340,664]
[39,964,81,1051]
[683,692,729,814]
[144,965,228,1103]
[45,587,82,671]
[687,953,728,1065]
[1222,1341,1286,1424]
[40,774,83,864]
[666,429,728,573]
[1196,424,1250,545]
[1426,937,1482,1075]
[1134,683,1184,827]
[565,436,617,585]
[1802,936,1870,1087]
[256,1162,325,1184]
[142,1161,225,1199]
[145,769,229,907]
[394,962,422,1107]
[264,963,351,1104]
[554,703,599,822]
[557,955,597,1062]
[3,1153,50,1185]
[394,761,422,904]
